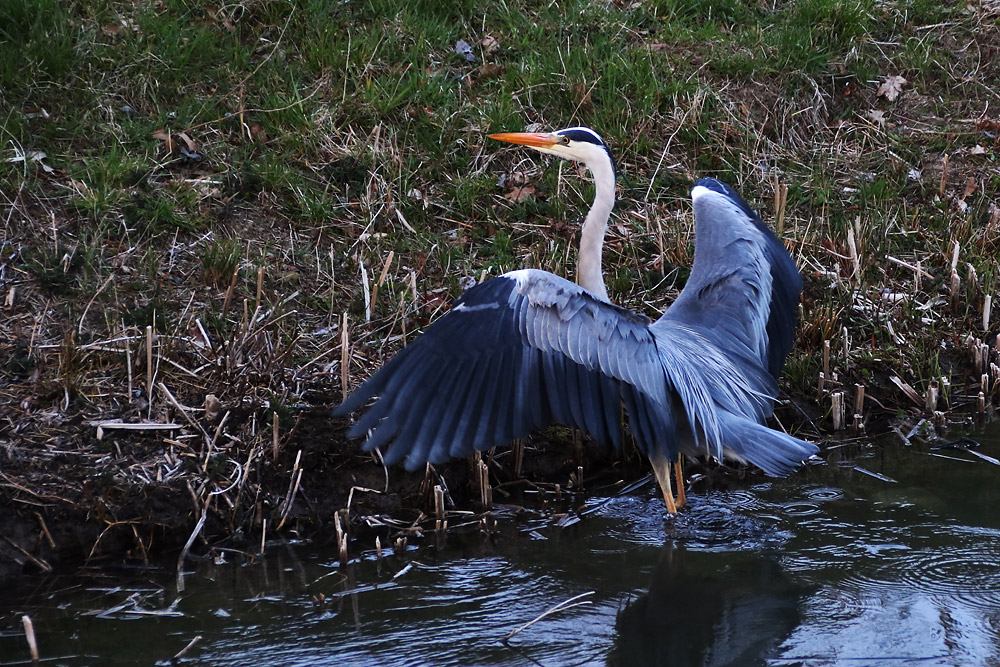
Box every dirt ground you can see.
[0,403,661,584]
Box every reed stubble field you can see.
[2,0,999,581]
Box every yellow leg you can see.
[650,452,678,515]
[673,458,686,509]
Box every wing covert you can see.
[334,269,678,469]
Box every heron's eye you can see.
[558,135,570,145]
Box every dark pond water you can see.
[3,425,1000,666]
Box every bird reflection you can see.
[609,544,804,666]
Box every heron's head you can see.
[489,127,617,178]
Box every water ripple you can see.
[779,501,822,517]
[802,486,845,502]
[843,545,1000,612]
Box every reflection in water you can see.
[610,545,803,667]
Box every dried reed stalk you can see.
[831,392,845,430]
[434,484,445,530]
[22,615,38,661]
[272,412,280,462]
[335,511,348,566]
[511,438,524,479]
[146,325,154,403]
[774,179,788,237]
[370,250,395,320]
[925,380,939,412]
[340,312,349,400]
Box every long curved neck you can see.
[577,154,616,303]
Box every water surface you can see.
[3,426,1000,666]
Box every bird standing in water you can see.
[335,126,816,513]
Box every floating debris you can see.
[504,590,594,642]
[852,466,897,483]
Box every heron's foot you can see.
[651,456,680,515]
[673,460,687,509]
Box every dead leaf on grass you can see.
[152,129,174,154]
[176,131,198,153]
[248,122,268,143]
[969,144,987,155]
[481,35,499,55]
[153,130,202,159]
[476,63,504,81]
[6,149,54,173]
[877,75,907,102]
[866,109,886,127]
[504,185,535,203]
[203,394,222,420]
[963,176,978,199]
[976,118,1000,133]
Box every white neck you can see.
[576,151,616,303]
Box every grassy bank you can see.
[1,0,999,576]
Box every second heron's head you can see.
[489,126,617,179]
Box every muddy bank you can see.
[0,353,983,589]
[0,406,651,586]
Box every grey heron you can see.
[334,126,817,514]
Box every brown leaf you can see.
[876,75,907,102]
[481,35,499,55]
[176,131,198,153]
[420,287,451,314]
[152,129,174,154]
[504,185,535,203]
[508,171,529,186]
[549,220,573,238]
[249,122,268,143]
[476,63,504,81]
[203,394,222,420]
[963,176,978,199]
[866,109,886,127]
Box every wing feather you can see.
[662,178,802,383]
[336,270,679,469]
[332,164,817,483]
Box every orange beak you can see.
[488,132,558,148]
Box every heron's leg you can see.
[673,458,686,509]
[650,452,678,515]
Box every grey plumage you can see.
[334,127,817,506]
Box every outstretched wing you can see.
[661,178,802,381]
[334,269,679,470]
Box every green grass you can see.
[2,0,999,430]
